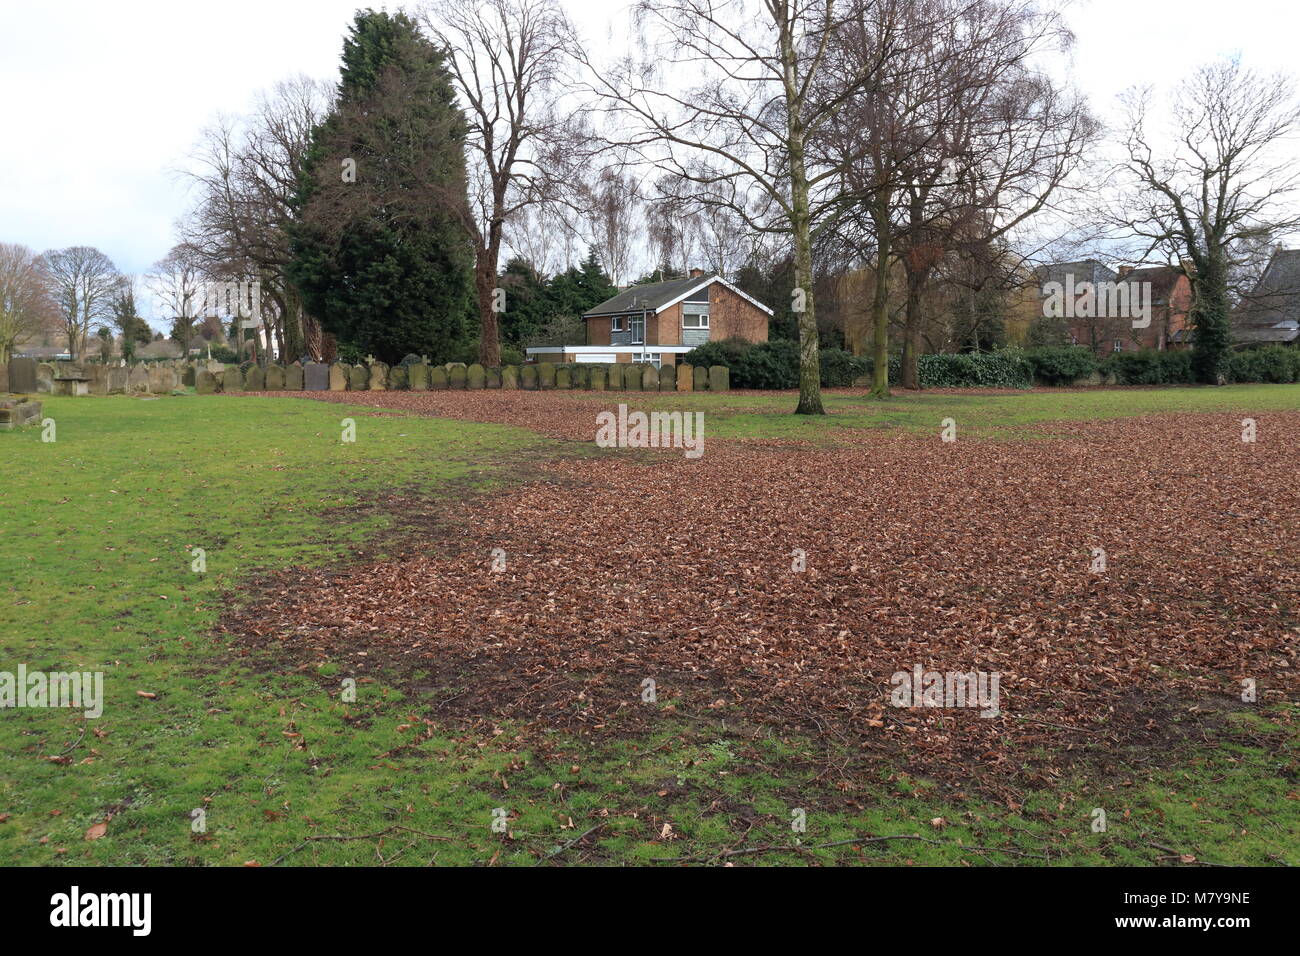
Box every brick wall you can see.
[709,284,768,343]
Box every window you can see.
[1113,340,1123,352]
[631,352,661,368]
[682,311,709,329]
[611,316,623,332]
[630,315,645,344]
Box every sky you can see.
[0,0,1296,321]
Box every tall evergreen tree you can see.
[288,10,474,363]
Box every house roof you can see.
[1032,259,1118,290]
[583,273,773,318]
[1116,265,1185,305]
[1235,249,1300,330]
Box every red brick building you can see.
[526,270,772,368]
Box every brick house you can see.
[525,270,772,368]
[1115,265,1193,351]
[1033,259,1192,354]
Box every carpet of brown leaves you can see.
[221,390,1300,786]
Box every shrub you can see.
[1100,349,1196,385]
[818,347,871,387]
[888,350,1032,389]
[681,336,752,372]
[1023,346,1098,386]
[1226,346,1300,383]
[733,340,800,389]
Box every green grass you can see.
[569,382,1300,441]
[1,389,1296,865]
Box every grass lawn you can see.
[1,387,1296,866]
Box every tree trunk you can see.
[900,266,925,390]
[792,176,823,415]
[476,254,501,367]
[1190,247,1231,384]
[867,190,892,400]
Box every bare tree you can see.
[0,242,53,363]
[40,246,120,361]
[422,0,585,366]
[580,0,897,414]
[1111,56,1300,382]
[584,166,645,284]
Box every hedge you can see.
[888,351,1032,389]
[1022,346,1098,386]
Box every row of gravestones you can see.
[2,358,180,396]
[194,361,731,394]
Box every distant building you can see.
[1232,248,1300,348]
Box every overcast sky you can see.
[0,0,1294,295]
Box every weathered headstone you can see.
[572,366,590,389]
[305,362,330,391]
[196,371,218,394]
[222,366,245,392]
[388,365,408,390]
[536,363,555,390]
[8,358,37,393]
[266,365,286,390]
[555,366,571,389]
[642,365,660,391]
[36,363,55,393]
[149,366,178,394]
[486,366,502,389]
[244,366,265,391]
[129,364,151,393]
[589,366,606,391]
[501,365,519,389]
[348,365,367,390]
[520,364,538,390]
[0,397,42,429]
[467,363,486,389]
[658,365,676,391]
[709,365,729,392]
[676,362,694,392]
[408,364,430,391]
[182,365,196,387]
[693,366,708,391]
[623,364,642,391]
[85,366,108,396]
[605,363,622,390]
[429,367,448,390]
[367,363,387,391]
[448,364,468,389]
[329,363,349,390]
[285,362,305,391]
[107,367,129,394]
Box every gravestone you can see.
[676,362,693,392]
[572,366,590,389]
[448,365,468,389]
[265,365,286,390]
[536,363,555,390]
[305,363,330,391]
[348,365,367,390]
[182,365,196,387]
[693,366,708,391]
[196,371,218,394]
[244,366,265,391]
[129,365,151,393]
[329,363,348,390]
[485,366,502,389]
[85,366,108,396]
[107,367,129,394]
[642,365,659,391]
[0,362,7,393]
[467,363,486,389]
[658,365,676,391]
[388,365,408,390]
[222,366,245,392]
[501,366,519,389]
[285,362,305,391]
[408,364,430,391]
[589,366,606,391]
[622,364,641,391]
[0,398,42,429]
[36,363,55,393]
[367,363,387,391]
[709,365,729,392]
[149,366,178,394]
[8,358,37,393]
[555,366,571,389]
[520,365,538,390]
[429,367,448,390]
[605,364,622,390]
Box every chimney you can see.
[1118,265,1134,277]
[688,267,705,278]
